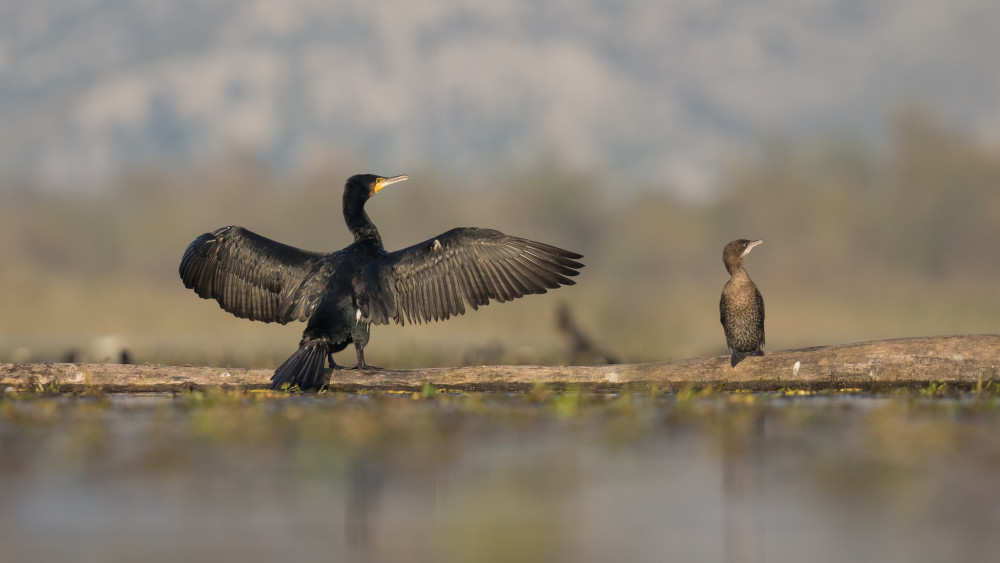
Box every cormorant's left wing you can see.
[361,227,583,326]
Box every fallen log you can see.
[1,335,998,393]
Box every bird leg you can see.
[350,343,380,370]
[327,351,346,370]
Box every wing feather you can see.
[369,227,583,326]
[482,247,518,301]
[446,269,466,317]
[492,249,530,296]
[506,255,550,291]
[179,226,328,323]
[478,253,511,302]
[427,275,442,321]
[457,261,484,308]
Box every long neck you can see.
[344,200,382,245]
[726,260,745,276]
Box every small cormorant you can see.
[720,239,765,367]
[179,174,584,390]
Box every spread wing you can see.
[179,226,330,323]
[359,227,583,326]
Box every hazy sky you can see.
[2,0,999,196]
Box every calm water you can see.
[1,390,998,563]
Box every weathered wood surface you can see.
[1,335,998,393]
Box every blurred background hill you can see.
[2,1,999,367]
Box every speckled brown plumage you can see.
[720,239,765,367]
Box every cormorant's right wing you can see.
[179,226,329,323]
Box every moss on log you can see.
[2,335,998,393]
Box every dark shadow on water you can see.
[723,412,766,563]
[347,454,387,563]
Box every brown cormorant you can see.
[179,174,584,390]
[720,239,765,367]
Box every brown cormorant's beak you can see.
[742,239,763,256]
[371,174,409,196]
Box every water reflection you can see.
[0,392,998,562]
[722,412,766,563]
[347,454,386,562]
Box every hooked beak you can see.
[371,174,409,196]
[742,239,763,256]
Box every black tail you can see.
[730,348,764,368]
[271,340,330,391]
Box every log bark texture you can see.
[1,335,998,393]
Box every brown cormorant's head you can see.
[723,239,763,274]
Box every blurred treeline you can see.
[2,108,999,367]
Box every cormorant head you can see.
[723,239,763,273]
[342,173,408,240]
[344,173,409,204]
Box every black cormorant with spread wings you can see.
[179,174,584,390]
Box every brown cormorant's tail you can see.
[271,340,330,391]
[730,349,764,368]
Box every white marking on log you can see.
[792,361,800,377]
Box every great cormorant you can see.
[179,174,584,390]
[720,239,765,367]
